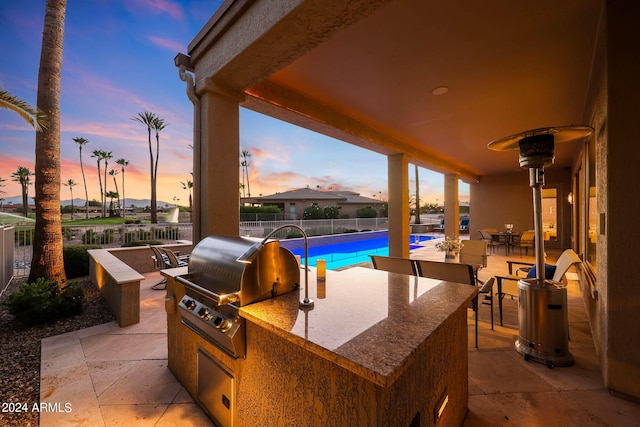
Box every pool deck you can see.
[37,236,640,426]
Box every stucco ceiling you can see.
[243,0,603,180]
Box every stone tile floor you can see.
[40,242,640,426]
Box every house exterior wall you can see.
[596,1,640,399]
[262,198,383,219]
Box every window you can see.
[585,128,598,272]
[541,188,557,244]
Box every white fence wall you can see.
[7,217,441,278]
[11,223,194,277]
[1,226,15,293]
[240,217,390,238]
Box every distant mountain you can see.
[1,196,171,208]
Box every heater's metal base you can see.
[515,338,574,368]
[515,278,574,368]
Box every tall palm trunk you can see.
[103,157,109,217]
[152,129,160,223]
[414,164,421,224]
[20,178,29,217]
[102,151,113,217]
[117,159,128,216]
[29,0,67,283]
[111,171,120,216]
[93,153,103,217]
[73,137,90,220]
[80,148,88,219]
[131,111,164,224]
[121,169,126,214]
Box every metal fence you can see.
[1,225,15,294]
[239,217,391,239]
[6,216,441,278]
[10,223,194,277]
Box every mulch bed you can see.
[0,276,115,426]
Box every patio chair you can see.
[509,230,535,257]
[370,255,417,276]
[459,240,488,270]
[150,245,170,290]
[414,260,484,348]
[478,229,504,254]
[459,218,470,232]
[161,248,189,268]
[433,218,445,232]
[494,249,582,326]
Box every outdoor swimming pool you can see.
[283,233,436,270]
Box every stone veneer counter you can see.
[166,265,478,426]
[240,267,477,387]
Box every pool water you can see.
[288,235,434,270]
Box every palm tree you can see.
[414,164,421,224]
[0,86,47,131]
[106,191,119,217]
[63,178,76,219]
[73,136,90,219]
[181,178,193,222]
[109,169,120,216]
[30,0,67,283]
[91,149,105,217]
[11,166,33,217]
[240,149,252,198]
[131,111,166,223]
[116,158,128,216]
[102,151,112,217]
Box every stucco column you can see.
[444,173,460,238]
[388,153,410,258]
[194,79,244,241]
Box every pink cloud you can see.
[147,36,184,53]
[129,0,184,20]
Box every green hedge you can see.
[63,245,101,278]
[4,279,84,326]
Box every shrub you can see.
[82,229,100,244]
[4,279,84,326]
[356,207,378,218]
[101,228,115,244]
[63,227,78,241]
[303,205,324,220]
[323,206,341,219]
[63,245,101,278]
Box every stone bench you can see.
[88,249,145,327]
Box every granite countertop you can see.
[239,266,478,387]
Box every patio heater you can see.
[488,125,592,367]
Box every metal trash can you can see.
[514,278,574,368]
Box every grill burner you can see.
[177,235,300,358]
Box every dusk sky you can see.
[1,0,468,208]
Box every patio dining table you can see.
[489,232,518,256]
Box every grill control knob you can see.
[198,307,210,319]
[184,299,196,310]
[215,318,232,333]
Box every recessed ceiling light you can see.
[432,86,449,96]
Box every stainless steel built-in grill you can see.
[176,235,300,358]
